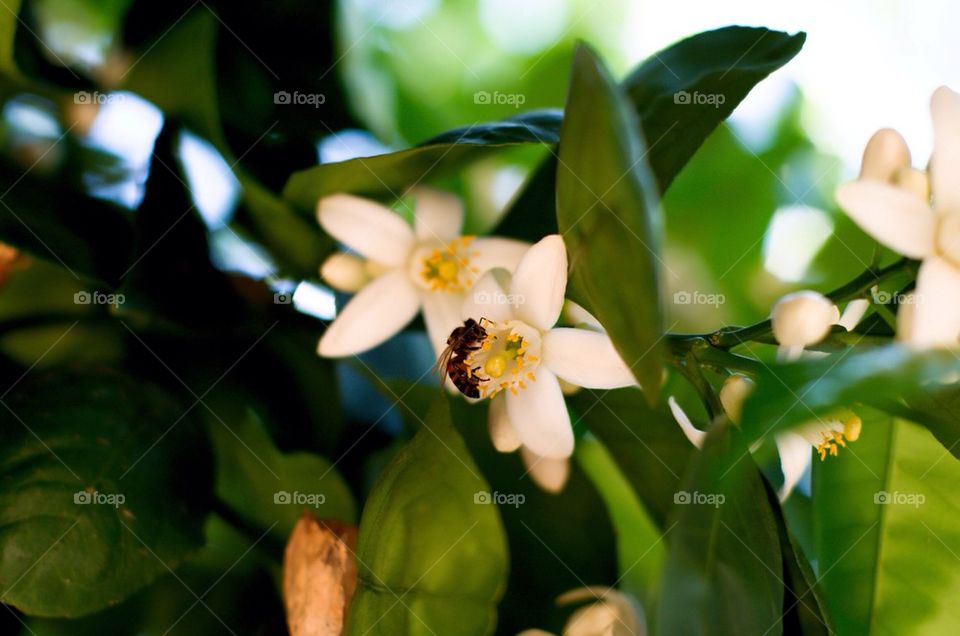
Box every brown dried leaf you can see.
[283,512,358,636]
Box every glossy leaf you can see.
[741,345,960,456]
[281,110,561,210]
[658,422,783,634]
[0,369,211,617]
[814,411,960,633]
[495,26,806,241]
[556,44,664,399]
[345,397,508,635]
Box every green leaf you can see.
[0,368,211,617]
[575,434,665,609]
[623,26,806,191]
[346,397,508,635]
[556,44,664,399]
[208,404,355,542]
[740,345,960,454]
[569,388,692,527]
[495,26,806,241]
[814,411,960,633]
[281,110,560,211]
[658,422,783,635]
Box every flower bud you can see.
[771,291,839,348]
[860,128,910,182]
[320,252,369,293]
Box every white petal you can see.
[837,298,870,331]
[776,432,813,502]
[469,237,529,277]
[542,328,636,389]
[770,291,840,347]
[718,375,754,426]
[318,271,420,357]
[510,234,568,331]
[668,397,706,449]
[835,181,937,259]
[488,395,521,452]
[859,128,910,181]
[317,194,415,267]
[421,291,464,358]
[904,256,960,348]
[521,446,569,493]
[562,299,603,331]
[931,86,960,215]
[506,369,574,459]
[460,269,515,323]
[413,188,463,242]
[895,167,930,201]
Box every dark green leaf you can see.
[495,26,805,241]
[569,388,692,527]
[0,368,211,617]
[281,110,561,211]
[740,345,960,454]
[658,422,783,635]
[556,44,664,398]
[345,397,508,635]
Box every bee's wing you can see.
[431,345,454,379]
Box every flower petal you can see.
[520,446,569,493]
[320,252,369,293]
[931,86,960,215]
[562,300,603,331]
[904,256,960,348]
[835,181,937,259]
[421,290,464,357]
[775,432,813,502]
[542,328,636,389]
[460,268,515,323]
[488,395,522,452]
[859,128,910,181]
[838,298,870,332]
[510,234,568,331]
[413,188,463,242]
[506,369,573,459]
[318,271,420,357]
[668,396,706,449]
[318,194,415,267]
[469,237,530,277]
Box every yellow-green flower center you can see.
[419,236,479,292]
[465,320,542,398]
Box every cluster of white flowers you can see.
[316,191,637,492]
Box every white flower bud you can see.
[719,375,755,425]
[771,291,839,348]
[320,252,369,292]
[860,128,910,182]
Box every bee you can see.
[433,318,489,398]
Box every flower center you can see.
[414,236,480,293]
[808,411,861,461]
[465,319,542,399]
